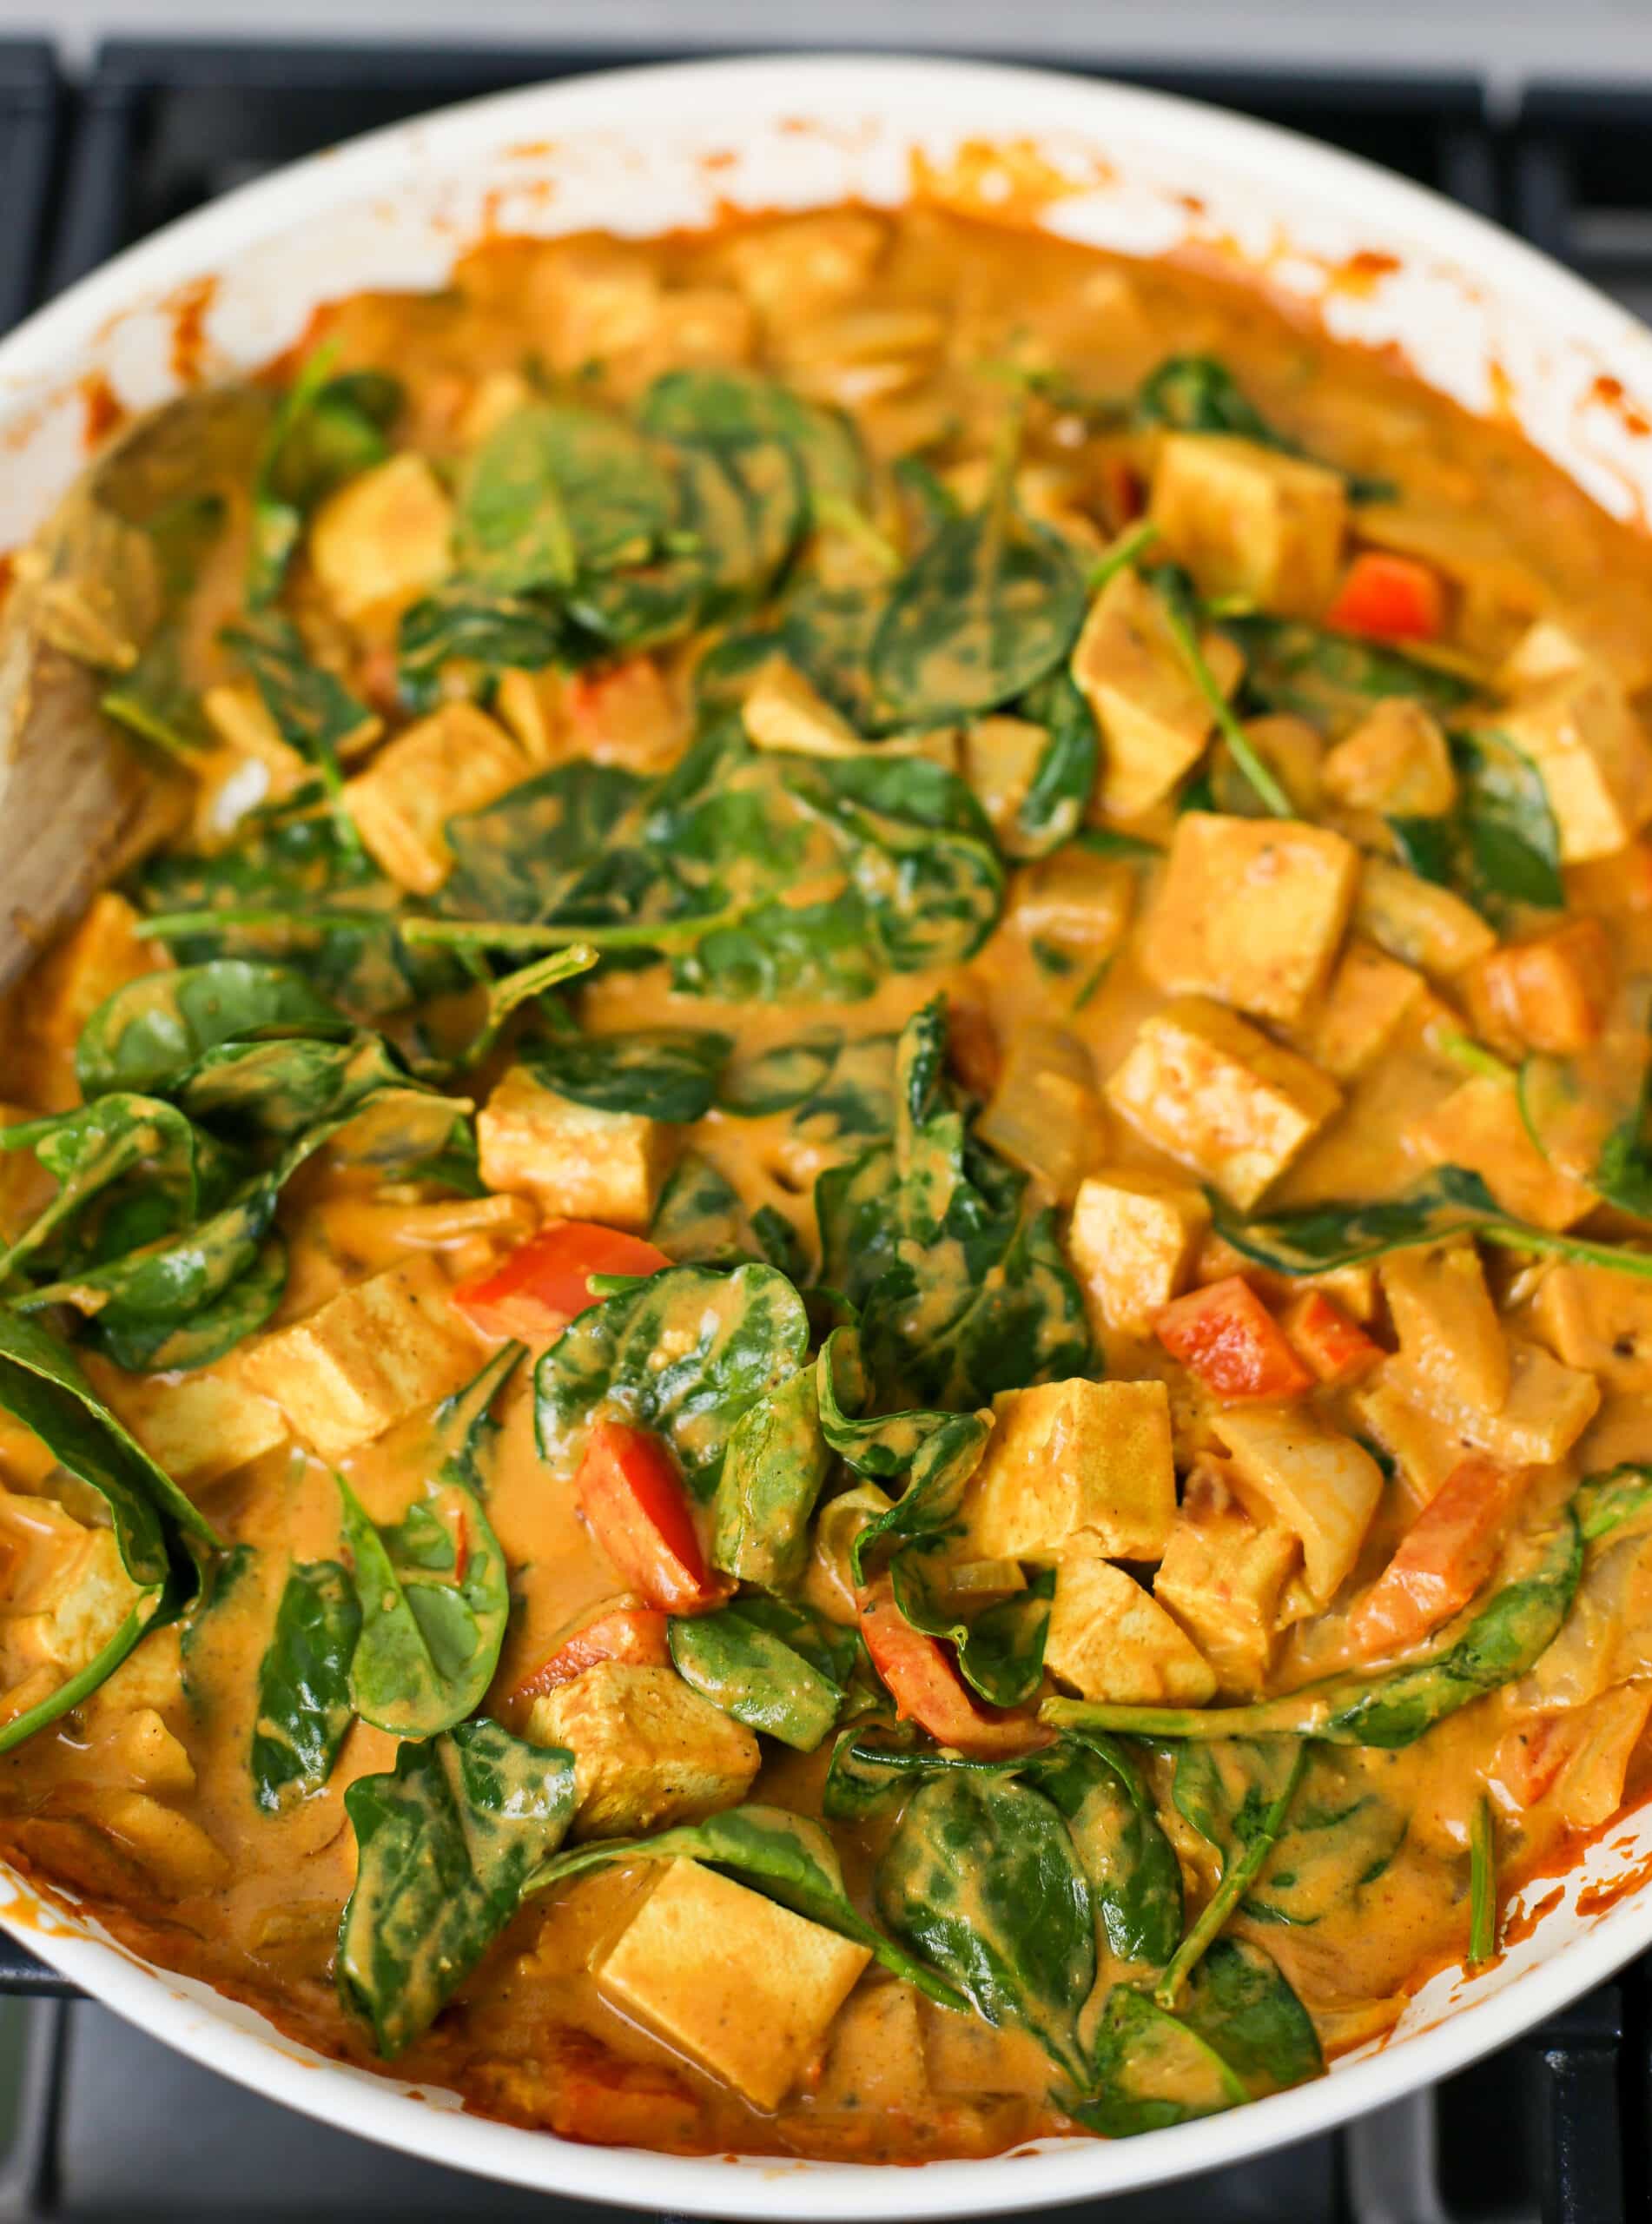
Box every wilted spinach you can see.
[250,1560,361,1813]
[889,1557,1054,1707]
[1134,352,1393,502]
[998,669,1099,861]
[76,960,348,1099]
[667,1602,843,1751]
[711,1369,832,1588]
[459,400,672,592]
[221,612,377,838]
[1389,729,1563,922]
[649,1151,807,1279]
[1223,612,1476,732]
[248,349,400,605]
[522,1027,731,1122]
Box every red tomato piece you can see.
[513,1604,671,1702]
[1346,1454,1529,1661]
[452,1222,669,1343]
[1282,1290,1383,1385]
[857,1578,1048,1758]
[1326,552,1445,642]
[576,1420,726,1616]
[1154,1276,1313,1401]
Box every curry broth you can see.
[3,206,1652,2160]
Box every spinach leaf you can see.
[640,368,864,507]
[726,1594,857,1688]
[1391,732,1563,923]
[780,578,889,728]
[99,1234,288,1374]
[669,436,807,620]
[442,759,646,922]
[1223,613,1476,732]
[999,669,1099,861]
[0,1094,232,1286]
[337,1718,577,2058]
[1160,1743,1308,2001]
[711,1369,831,1587]
[76,961,348,1099]
[397,582,565,710]
[876,1772,1094,2084]
[1046,1503,1583,1750]
[251,1559,361,1813]
[174,1034,437,1144]
[1174,1740,1405,1930]
[530,1802,966,2010]
[889,1557,1054,1707]
[649,1151,807,1278]
[667,1604,843,1751]
[249,352,399,605]
[719,1029,897,1154]
[221,613,376,837]
[522,1028,731,1122]
[1577,1465,1652,1542]
[458,401,671,592]
[1037,1732,1184,1968]
[535,1261,810,1499]
[717,1029,841,1115]
[816,1326,993,1579]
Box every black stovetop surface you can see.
[5,36,1652,2221]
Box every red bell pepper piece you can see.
[513,1603,671,1702]
[453,1221,669,1343]
[858,1578,1048,1757]
[1154,1276,1313,1401]
[1282,1290,1383,1385]
[1347,1454,1528,1660]
[575,1420,726,1616]
[1326,552,1445,642]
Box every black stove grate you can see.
[8,36,1652,2221]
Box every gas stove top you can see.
[3,37,1652,2221]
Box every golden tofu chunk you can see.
[239,1256,481,1462]
[743,659,861,756]
[1046,1535,1216,1704]
[1322,698,1457,817]
[1298,938,1426,1081]
[1532,1263,1652,1394]
[1153,1473,1301,1695]
[1354,856,1497,978]
[309,453,453,624]
[1390,1337,1599,1467]
[527,1664,759,1840]
[1487,671,1652,864]
[1219,713,1325,817]
[815,1980,928,2111]
[1142,811,1358,1023]
[1404,1076,1595,1230]
[1008,846,1136,964]
[1105,996,1342,1210]
[722,210,888,321]
[1380,1244,1510,1418]
[961,717,1055,845]
[1071,567,1216,819]
[1477,918,1613,1056]
[1213,1407,1384,1607]
[13,893,159,1109]
[344,702,525,896]
[494,667,570,765]
[960,1378,1175,1564]
[453,369,532,448]
[600,1859,869,2110]
[100,1790,228,1897]
[89,1354,287,1492]
[478,1064,675,1233]
[1067,1168,1210,1334]
[0,1503,144,1683]
[1149,433,1347,617]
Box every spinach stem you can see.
[1437,1031,1517,1086]
[1086,519,1161,594]
[400,910,744,953]
[454,944,599,1070]
[1468,1794,1497,1969]
[1157,593,1295,821]
[813,492,902,578]
[1153,1746,1308,2010]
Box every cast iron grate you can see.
[0,43,60,334]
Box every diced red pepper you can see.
[513,1603,671,1702]
[857,1577,1048,1758]
[1282,1290,1383,1385]
[575,1420,726,1616]
[1346,1454,1528,1661]
[452,1222,669,1344]
[1100,455,1146,528]
[1326,552,1445,643]
[1154,1276,1313,1401]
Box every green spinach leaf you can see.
[76,961,348,1099]
[711,1369,831,1587]
[458,401,671,592]
[889,1556,1054,1707]
[667,1604,843,1751]
[522,1028,731,1122]
[251,1559,361,1813]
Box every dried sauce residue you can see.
[909,136,1114,220]
[166,275,217,387]
[1589,373,1651,439]
[77,372,125,451]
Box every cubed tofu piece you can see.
[1476,918,1613,1056]
[1105,996,1342,1210]
[722,211,888,321]
[1322,698,1457,817]
[99,1790,228,1897]
[308,453,453,624]
[1532,1262,1652,1393]
[1390,1336,1599,1469]
[13,893,160,1109]
[528,1664,759,1839]
[344,702,525,895]
[959,1379,1175,1563]
[814,1980,928,2111]
[961,717,1056,846]
[98,1705,196,1797]
[1499,612,1652,697]
[1299,938,1427,1080]
[1216,713,1325,817]
[1354,857,1497,978]
[478,1064,675,1232]
[565,658,689,775]
[239,1256,481,1462]
[1046,1536,1216,1704]
[1213,1406,1384,1606]
[1551,1684,1652,1832]
[922,1997,1058,2099]
[1487,672,1652,863]
[1067,1168,1211,1334]
[599,1859,869,2109]
[743,659,859,755]
[202,680,312,777]
[1350,1368,1465,1511]
[1380,1243,1510,1417]
[88,1354,287,1491]
[1149,433,1347,617]
[495,667,571,765]
[1142,811,1358,1023]
[1008,846,1137,964]
[1071,567,1215,819]
[454,369,533,447]
[1404,1075,1596,1230]
[0,1507,144,1681]
[1153,1471,1301,1694]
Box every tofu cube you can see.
[1322,698,1457,817]
[1476,918,1613,1056]
[0,1511,144,1680]
[1380,1243,1510,1417]
[494,667,572,766]
[1213,1406,1384,1607]
[344,702,525,895]
[1299,938,1427,1080]
[723,210,888,321]
[1067,1168,1210,1334]
[564,658,689,776]
[1071,567,1216,819]
[309,453,453,625]
[599,1859,869,2109]
[1105,996,1342,1210]
[1008,846,1137,964]
[239,1256,482,1462]
[1404,1075,1596,1230]
[14,893,160,1109]
[88,1354,287,1491]
[1390,1337,1599,1467]
[1153,1477,1301,1694]
[1142,811,1359,1023]
[526,1664,759,1839]
[478,1064,675,1233]
[959,1379,1175,1563]
[1046,1535,1216,1704]
[815,1981,928,2111]
[1532,1263,1652,1393]
[1149,433,1347,617]
[97,1791,228,1897]
[961,716,1055,846]
[1353,857,1497,978]
[1487,672,1652,863]
[743,659,862,757]
[1220,713,1325,817]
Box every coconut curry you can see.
[5,206,1652,2159]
